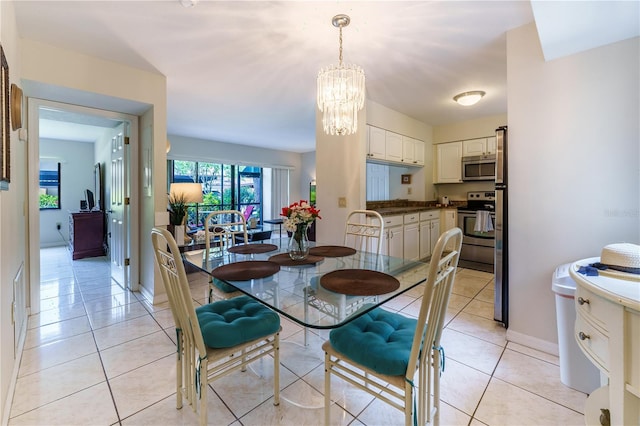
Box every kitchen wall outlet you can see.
[407,187,412,195]
[338,197,347,208]
[56,222,61,230]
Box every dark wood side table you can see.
[68,211,105,260]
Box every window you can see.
[39,161,61,210]
[168,160,263,229]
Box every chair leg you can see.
[199,359,208,426]
[405,380,412,426]
[324,352,331,426]
[176,329,183,410]
[273,333,280,406]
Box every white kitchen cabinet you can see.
[439,208,457,251]
[367,125,386,160]
[434,142,463,183]
[385,131,403,163]
[403,213,420,261]
[382,215,404,258]
[419,210,440,259]
[402,136,425,166]
[463,137,496,157]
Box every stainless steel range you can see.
[457,191,495,272]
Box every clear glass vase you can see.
[288,223,310,260]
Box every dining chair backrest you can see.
[204,210,248,252]
[151,227,208,360]
[343,210,385,255]
[407,226,462,381]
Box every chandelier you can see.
[317,14,365,136]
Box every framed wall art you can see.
[0,43,10,190]
[401,174,411,184]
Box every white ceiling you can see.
[14,1,639,153]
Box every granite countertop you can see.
[370,204,462,216]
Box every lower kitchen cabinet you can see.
[419,211,440,259]
[380,209,452,260]
[382,215,404,258]
[403,213,420,261]
[440,208,457,251]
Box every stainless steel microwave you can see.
[462,154,496,181]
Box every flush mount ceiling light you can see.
[179,0,198,7]
[453,91,486,106]
[317,14,365,136]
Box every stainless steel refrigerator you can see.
[494,126,508,326]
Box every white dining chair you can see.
[151,227,281,426]
[323,227,463,426]
[343,209,385,255]
[305,210,386,328]
[204,210,247,302]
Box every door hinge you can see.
[124,197,130,205]
[124,258,130,266]
[124,136,130,145]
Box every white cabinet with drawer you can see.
[382,215,404,258]
[570,258,640,426]
[419,210,440,259]
[403,213,420,261]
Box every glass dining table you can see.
[182,241,430,330]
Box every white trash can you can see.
[552,263,600,394]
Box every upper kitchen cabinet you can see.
[385,131,403,162]
[367,125,386,160]
[402,136,425,166]
[434,142,463,183]
[366,125,424,167]
[462,137,496,157]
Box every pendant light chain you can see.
[338,26,343,66]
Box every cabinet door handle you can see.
[577,297,590,306]
[578,332,590,341]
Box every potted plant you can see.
[167,193,187,244]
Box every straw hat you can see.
[600,243,640,274]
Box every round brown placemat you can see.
[320,269,400,296]
[211,261,280,281]
[227,243,278,254]
[268,253,325,267]
[309,245,357,257]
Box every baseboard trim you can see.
[3,307,29,426]
[506,329,559,356]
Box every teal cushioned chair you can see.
[151,227,280,426]
[323,227,463,426]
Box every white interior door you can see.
[109,123,130,288]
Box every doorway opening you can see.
[27,99,139,315]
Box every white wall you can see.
[0,2,26,421]
[39,139,95,247]
[506,25,639,352]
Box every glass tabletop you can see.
[182,241,429,329]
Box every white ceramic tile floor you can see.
[8,246,587,425]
